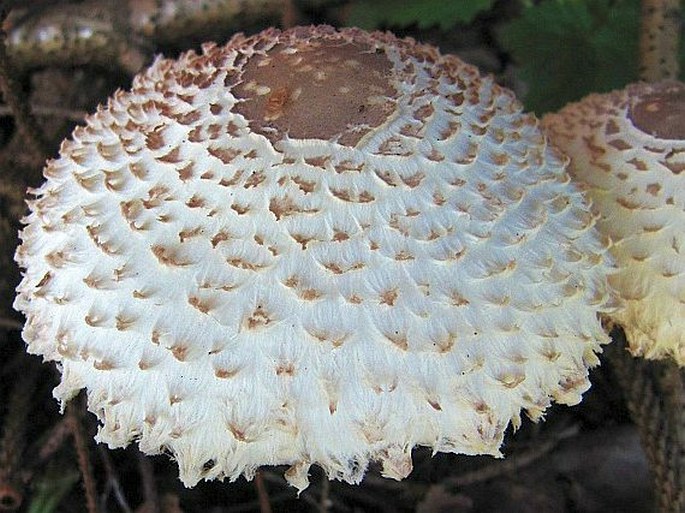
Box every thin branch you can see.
[332,484,397,513]
[137,451,159,513]
[639,0,682,81]
[442,424,578,488]
[254,471,273,513]
[225,491,294,513]
[37,418,71,462]
[97,446,132,513]
[67,402,100,513]
[0,317,22,331]
[318,476,331,513]
[281,0,299,28]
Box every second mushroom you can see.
[543,80,685,366]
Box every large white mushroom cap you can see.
[543,81,685,366]
[15,26,615,490]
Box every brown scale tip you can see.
[628,81,685,140]
[232,26,397,145]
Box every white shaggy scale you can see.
[543,81,685,366]
[15,26,615,490]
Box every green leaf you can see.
[28,467,79,513]
[498,0,642,114]
[346,0,496,30]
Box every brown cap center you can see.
[233,37,397,146]
[628,83,685,140]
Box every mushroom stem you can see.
[655,363,685,513]
[606,327,685,513]
[639,0,682,81]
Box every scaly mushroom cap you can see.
[543,81,685,365]
[15,26,615,489]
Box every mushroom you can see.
[542,80,685,366]
[14,25,615,490]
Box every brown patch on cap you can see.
[628,82,685,140]
[233,35,396,145]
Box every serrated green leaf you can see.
[498,0,643,114]
[347,0,496,31]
